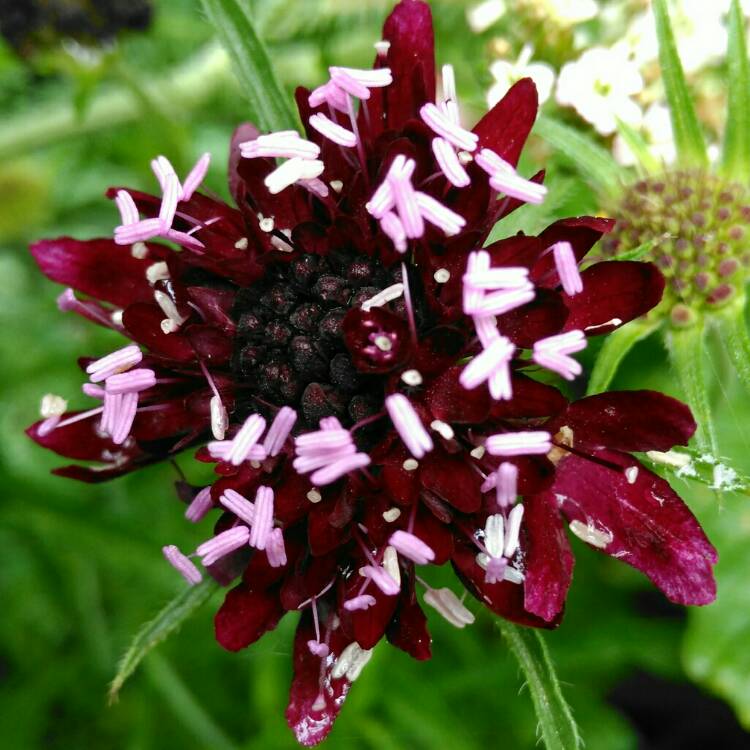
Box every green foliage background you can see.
[1,1,748,748]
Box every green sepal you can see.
[535,114,625,199]
[108,578,220,703]
[586,318,660,395]
[721,0,750,182]
[496,621,583,750]
[200,0,297,132]
[652,0,708,168]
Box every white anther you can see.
[210,395,228,440]
[154,290,187,326]
[234,237,249,249]
[423,587,475,628]
[401,369,423,387]
[264,157,325,195]
[484,514,505,558]
[430,420,454,441]
[146,261,169,285]
[433,268,451,283]
[332,642,374,681]
[624,466,639,484]
[504,503,524,558]
[40,393,67,418]
[330,180,343,193]
[259,215,275,232]
[402,458,419,471]
[307,488,322,503]
[111,310,124,326]
[374,40,391,56]
[470,446,486,459]
[131,241,148,259]
[458,151,473,164]
[161,319,180,334]
[504,566,525,584]
[383,545,401,589]
[374,335,392,352]
[569,520,613,549]
[361,283,404,311]
[382,507,402,523]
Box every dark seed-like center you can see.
[231,251,404,430]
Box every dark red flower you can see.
[26,1,715,745]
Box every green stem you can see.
[497,621,582,750]
[716,301,750,394]
[0,43,230,160]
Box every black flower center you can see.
[231,251,406,430]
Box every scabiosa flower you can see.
[26,0,716,745]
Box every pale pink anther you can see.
[196,526,250,566]
[414,192,466,235]
[365,179,395,219]
[533,330,587,380]
[504,503,524,558]
[298,178,330,199]
[308,80,349,112]
[239,131,320,160]
[158,173,180,227]
[105,368,156,395]
[219,488,256,526]
[486,430,552,457]
[385,393,433,459]
[475,147,547,204]
[463,252,530,290]
[37,416,62,437]
[330,66,393,89]
[296,428,353,450]
[388,530,435,565]
[86,344,142,382]
[361,564,400,596]
[474,148,510,175]
[185,486,213,522]
[484,556,506,584]
[82,383,105,399]
[114,218,164,245]
[462,251,490,314]
[551,241,583,296]
[208,441,267,462]
[293,444,356,474]
[264,157,325,195]
[343,594,376,611]
[320,416,343,431]
[307,640,330,658]
[380,211,407,253]
[162,545,203,585]
[262,406,298,457]
[389,157,424,238]
[310,452,371,486]
[115,190,139,225]
[471,286,536,317]
[100,390,139,444]
[181,153,211,201]
[329,68,371,99]
[419,102,478,152]
[249,486,274,550]
[473,315,499,348]
[309,112,357,147]
[459,335,514,399]
[225,414,267,465]
[432,137,470,187]
[265,527,288,568]
[496,462,518,508]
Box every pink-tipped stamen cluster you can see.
[476,505,525,584]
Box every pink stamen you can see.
[310,452,371,485]
[365,178,395,219]
[266,527,288,568]
[330,66,393,88]
[86,344,142,382]
[308,80,349,112]
[552,241,583,296]
[463,252,529,290]
[115,190,139,225]
[329,68,371,99]
[225,414,267,465]
[181,153,211,201]
[414,192,466,235]
[484,556,506,584]
[239,131,320,160]
[459,335,514,400]
[208,441,267,463]
[248,486,274,550]
[102,391,139,444]
[82,383,105,399]
[385,394,433,459]
[309,113,357,147]
[389,157,424,238]
[54,406,105,430]
[114,217,164,245]
[486,431,552,457]
[307,640,330,658]
[380,211,407,253]
[419,102,478,151]
[219,488,256,526]
[473,315,499,348]
[475,148,547,204]
[388,530,435,565]
[496,462,518,508]
[533,330,587,380]
[37,415,62,437]
[196,526,250,566]
[343,594,376,611]
[263,406,298,457]
[57,288,122,329]
[504,503,524,558]
[105,368,156,395]
[185,486,213,522]
[298,178,330,199]
[432,137,470,187]
[361,564,400,596]
[162,545,202,585]
[470,286,536,317]
[158,173,180,227]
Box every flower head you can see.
[26,0,716,745]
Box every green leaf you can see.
[497,621,583,750]
[108,578,219,702]
[665,323,719,457]
[610,237,659,262]
[535,115,624,198]
[716,299,750,395]
[587,318,660,395]
[721,0,750,181]
[652,0,708,167]
[614,117,661,174]
[200,0,297,132]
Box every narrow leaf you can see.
[610,238,659,262]
[497,621,582,750]
[652,0,708,167]
[721,0,750,181]
[535,115,625,198]
[615,117,662,174]
[200,0,297,132]
[108,578,219,702]
[587,318,660,395]
[716,299,750,394]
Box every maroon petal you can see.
[286,612,353,747]
[379,0,436,130]
[425,366,491,424]
[553,450,717,606]
[420,451,482,513]
[490,374,567,419]
[413,506,453,564]
[523,492,574,622]
[215,581,285,652]
[562,261,665,335]
[497,288,568,348]
[122,303,196,361]
[557,391,696,452]
[472,78,538,167]
[229,122,259,209]
[351,585,398,650]
[30,237,159,307]
[386,578,432,660]
[343,307,411,373]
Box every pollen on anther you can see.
[374,335,393,352]
[401,369,423,386]
[307,488,322,503]
[434,268,451,283]
[234,237,249,249]
[330,180,344,193]
[403,458,419,471]
[383,507,402,522]
[470,446,485,459]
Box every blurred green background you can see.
[2,1,750,748]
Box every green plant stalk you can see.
[0,43,231,161]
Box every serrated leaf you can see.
[587,318,660,394]
[615,117,661,174]
[721,0,750,181]
[200,0,297,132]
[497,621,583,750]
[108,578,219,703]
[534,115,624,198]
[652,0,708,167]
